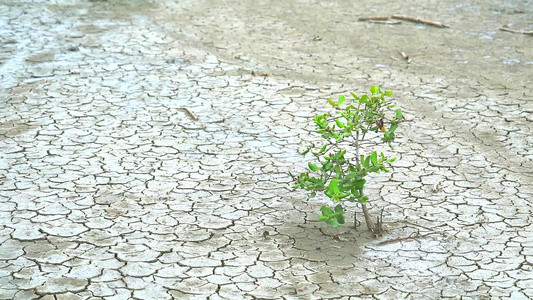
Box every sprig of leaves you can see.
[292,86,402,227]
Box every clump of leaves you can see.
[291,85,402,235]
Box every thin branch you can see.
[181,107,198,121]
[391,14,449,28]
[355,130,360,165]
[359,15,389,21]
[369,20,401,25]
[499,25,533,36]
[377,232,442,245]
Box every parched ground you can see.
[1,0,532,299]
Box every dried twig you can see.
[377,231,440,245]
[181,108,198,121]
[378,208,384,233]
[499,25,533,36]
[391,14,449,28]
[377,232,418,245]
[369,20,401,25]
[359,15,389,21]
[400,220,435,232]
[251,70,268,76]
[397,50,411,63]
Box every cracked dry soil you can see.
[0,0,532,299]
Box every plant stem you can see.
[360,192,376,232]
[355,129,375,232]
[355,131,360,165]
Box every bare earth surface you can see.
[1,0,533,299]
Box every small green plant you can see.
[291,85,402,235]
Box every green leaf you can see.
[325,218,341,227]
[334,118,345,128]
[333,150,345,160]
[310,191,316,198]
[334,205,345,224]
[308,162,320,171]
[350,92,359,100]
[388,157,397,162]
[389,123,398,133]
[339,179,351,191]
[353,179,366,190]
[340,192,351,199]
[338,95,346,106]
[327,179,340,194]
[370,151,378,166]
[334,165,342,178]
[327,98,337,107]
[313,144,327,155]
[299,148,310,155]
[370,85,380,94]
[359,95,368,104]
[362,156,371,168]
[347,172,359,179]
[384,90,393,97]
[320,205,334,216]
[395,109,402,119]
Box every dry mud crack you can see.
[0,0,532,299]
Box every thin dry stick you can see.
[377,232,418,245]
[369,20,401,25]
[378,208,384,233]
[359,15,390,21]
[377,232,440,245]
[391,14,449,28]
[397,50,411,63]
[181,108,198,121]
[499,25,533,36]
[400,220,435,232]
[354,210,357,230]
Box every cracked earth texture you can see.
[1,0,532,299]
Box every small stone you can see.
[67,46,79,52]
